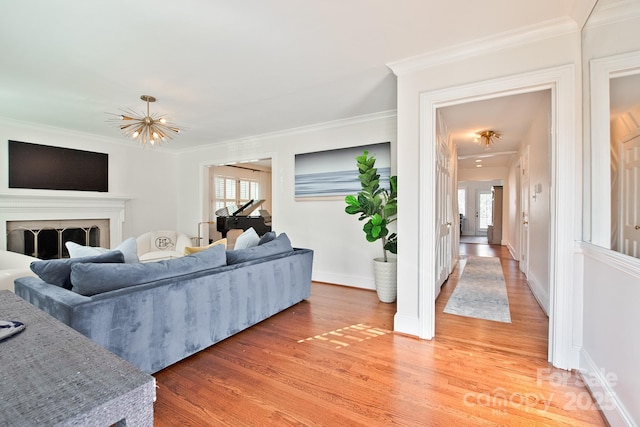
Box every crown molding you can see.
[457,150,518,160]
[177,110,397,154]
[584,0,640,29]
[387,17,579,76]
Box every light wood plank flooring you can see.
[154,244,607,426]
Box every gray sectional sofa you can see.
[15,234,313,374]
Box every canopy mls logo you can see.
[536,367,618,412]
[462,368,618,415]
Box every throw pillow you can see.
[233,227,260,250]
[30,251,125,290]
[183,238,227,255]
[70,244,227,296]
[258,231,276,245]
[65,237,139,263]
[226,233,293,265]
[151,231,177,251]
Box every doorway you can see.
[202,159,272,248]
[443,91,550,309]
[476,190,492,236]
[417,65,578,369]
[458,180,501,238]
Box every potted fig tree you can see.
[345,150,397,302]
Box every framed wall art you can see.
[294,142,390,199]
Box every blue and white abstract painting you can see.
[295,142,391,198]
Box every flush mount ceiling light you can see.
[474,130,501,149]
[108,95,180,147]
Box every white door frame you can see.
[418,65,579,369]
[590,51,640,248]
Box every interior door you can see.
[435,135,452,293]
[620,134,640,257]
[520,147,530,275]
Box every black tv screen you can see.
[8,140,109,192]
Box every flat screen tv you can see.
[8,140,109,192]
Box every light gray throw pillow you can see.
[233,227,260,250]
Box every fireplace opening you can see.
[7,219,109,259]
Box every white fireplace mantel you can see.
[0,192,130,250]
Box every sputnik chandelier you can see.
[474,130,501,149]
[109,95,180,146]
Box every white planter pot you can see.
[373,257,397,303]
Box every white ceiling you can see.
[440,90,551,169]
[0,1,596,151]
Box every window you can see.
[214,176,237,212]
[458,188,466,217]
[214,175,260,213]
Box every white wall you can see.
[0,117,179,242]
[521,92,552,312]
[580,245,640,426]
[176,112,397,290]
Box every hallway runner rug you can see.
[443,256,512,323]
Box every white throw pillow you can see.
[65,237,139,263]
[150,231,177,251]
[233,227,260,250]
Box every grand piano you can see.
[215,199,272,238]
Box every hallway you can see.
[436,242,548,358]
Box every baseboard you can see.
[312,270,375,291]
[525,271,550,315]
[506,241,517,260]
[580,349,637,427]
[393,313,421,337]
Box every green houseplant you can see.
[345,150,397,302]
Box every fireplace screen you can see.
[7,220,109,260]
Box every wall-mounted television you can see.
[8,140,109,192]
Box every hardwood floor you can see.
[154,244,607,426]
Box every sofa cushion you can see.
[258,231,276,245]
[30,251,125,290]
[226,233,293,265]
[70,244,227,296]
[233,227,260,250]
[65,237,139,263]
[183,238,227,255]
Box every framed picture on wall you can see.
[294,142,390,200]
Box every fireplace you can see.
[7,219,109,259]
[0,193,128,258]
